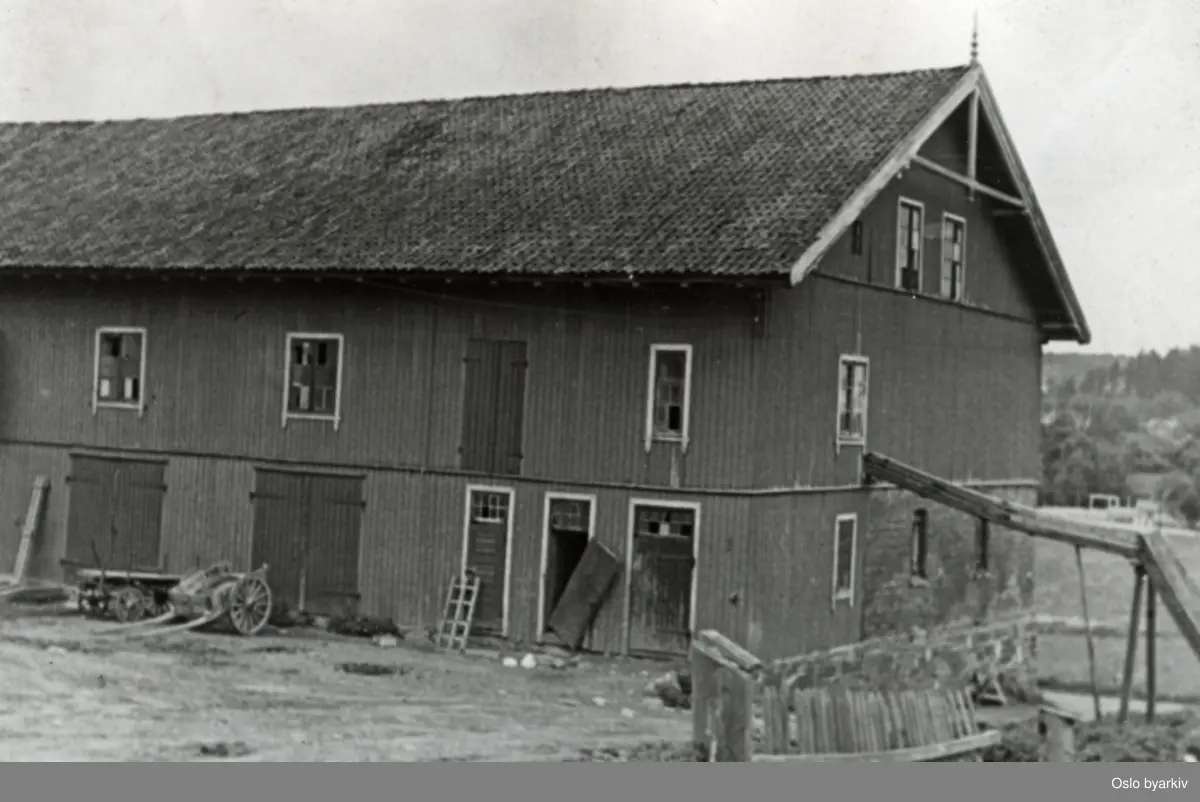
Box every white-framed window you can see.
[644,344,693,450]
[92,326,147,415]
[832,513,857,604]
[896,197,924,292]
[836,355,869,445]
[282,332,345,430]
[940,213,967,301]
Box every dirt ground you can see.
[0,611,690,762]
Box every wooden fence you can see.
[691,629,1078,763]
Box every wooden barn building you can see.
[0,61,1089,658]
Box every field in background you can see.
[1034,533,1200,700]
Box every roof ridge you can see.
[0,63,973,128]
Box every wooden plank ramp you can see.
[1139,530,1200,670]
[861,453,1138,558]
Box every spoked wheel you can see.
[227,574,272,636]
[110,585,148,624]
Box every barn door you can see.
[65,456,165,572]
[627,504,696,656]
[65,457,115,568]
[304,475,364,619]
[463,487,512,635]
[251,469,364,618]
[112,460,167,571]
[250,470,309,615]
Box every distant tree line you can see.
[1041,346,1200,527]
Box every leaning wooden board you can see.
[546,539,621,650]
[1,476,48,584]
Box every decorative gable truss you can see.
[787,65,1090,346]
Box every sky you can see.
[0,0,1196,356]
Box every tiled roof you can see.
[0,66,972,277]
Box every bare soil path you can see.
[0,613,689,761]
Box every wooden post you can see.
[1118,564,1146,726]
[691,644,719,756]
[1146,576,1157,722]
[1039,705,1078,762]
[691,629,763,762]
[713,665,753,761]
[1074,545,1102,722]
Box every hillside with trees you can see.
[1041,346,1200,526]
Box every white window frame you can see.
[895,197,925,292]
[281,331,346,431]
[835,354,870,447]
[536,492,598,641]
[460,484,516,638]
[940,212,967,302]
[644,343,694,452]
[92,326,148,417]
[624,498,701,654]
[832,513,858,605]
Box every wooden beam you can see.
[693,629,765,678]
[1117,565,1145,726]
[751,731,1002,763]
[788,66,982,285]
[861,453,1139,558]
[1138,530,1200,681]
[1146,575,1157,722]
[911,155,1025,208]
[967,88,980,197]
[1075,545,1102,722]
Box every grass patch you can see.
[1033,535,1200,700]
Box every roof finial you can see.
[970,11,980,65]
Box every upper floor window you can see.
[283,332,344,430]
[832,513,857,604]
[93,327,147,414]
[645,344,693,450]
[836,355,869,445]
[941,213,967,301]
[896,198,924,293]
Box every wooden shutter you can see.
[460,339,502,472]
[494,341,528,476]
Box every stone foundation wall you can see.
[774,616,1036,694]
[860,485,1038,639]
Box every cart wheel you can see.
[227,574,272,636]
[110,586,148,624]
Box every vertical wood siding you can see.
[0,280,763,490]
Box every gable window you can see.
[851,219,864,256]
[896,198,924,292]
[283,332,344,430]
[941,214,967,301]
[645,344,693,450]
[836,355,869,445]
[93,327,147,414]
[832,513,857,604]
[911,508,929,579]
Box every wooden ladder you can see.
[435,570,481,652]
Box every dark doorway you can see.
[541,495,593,637]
